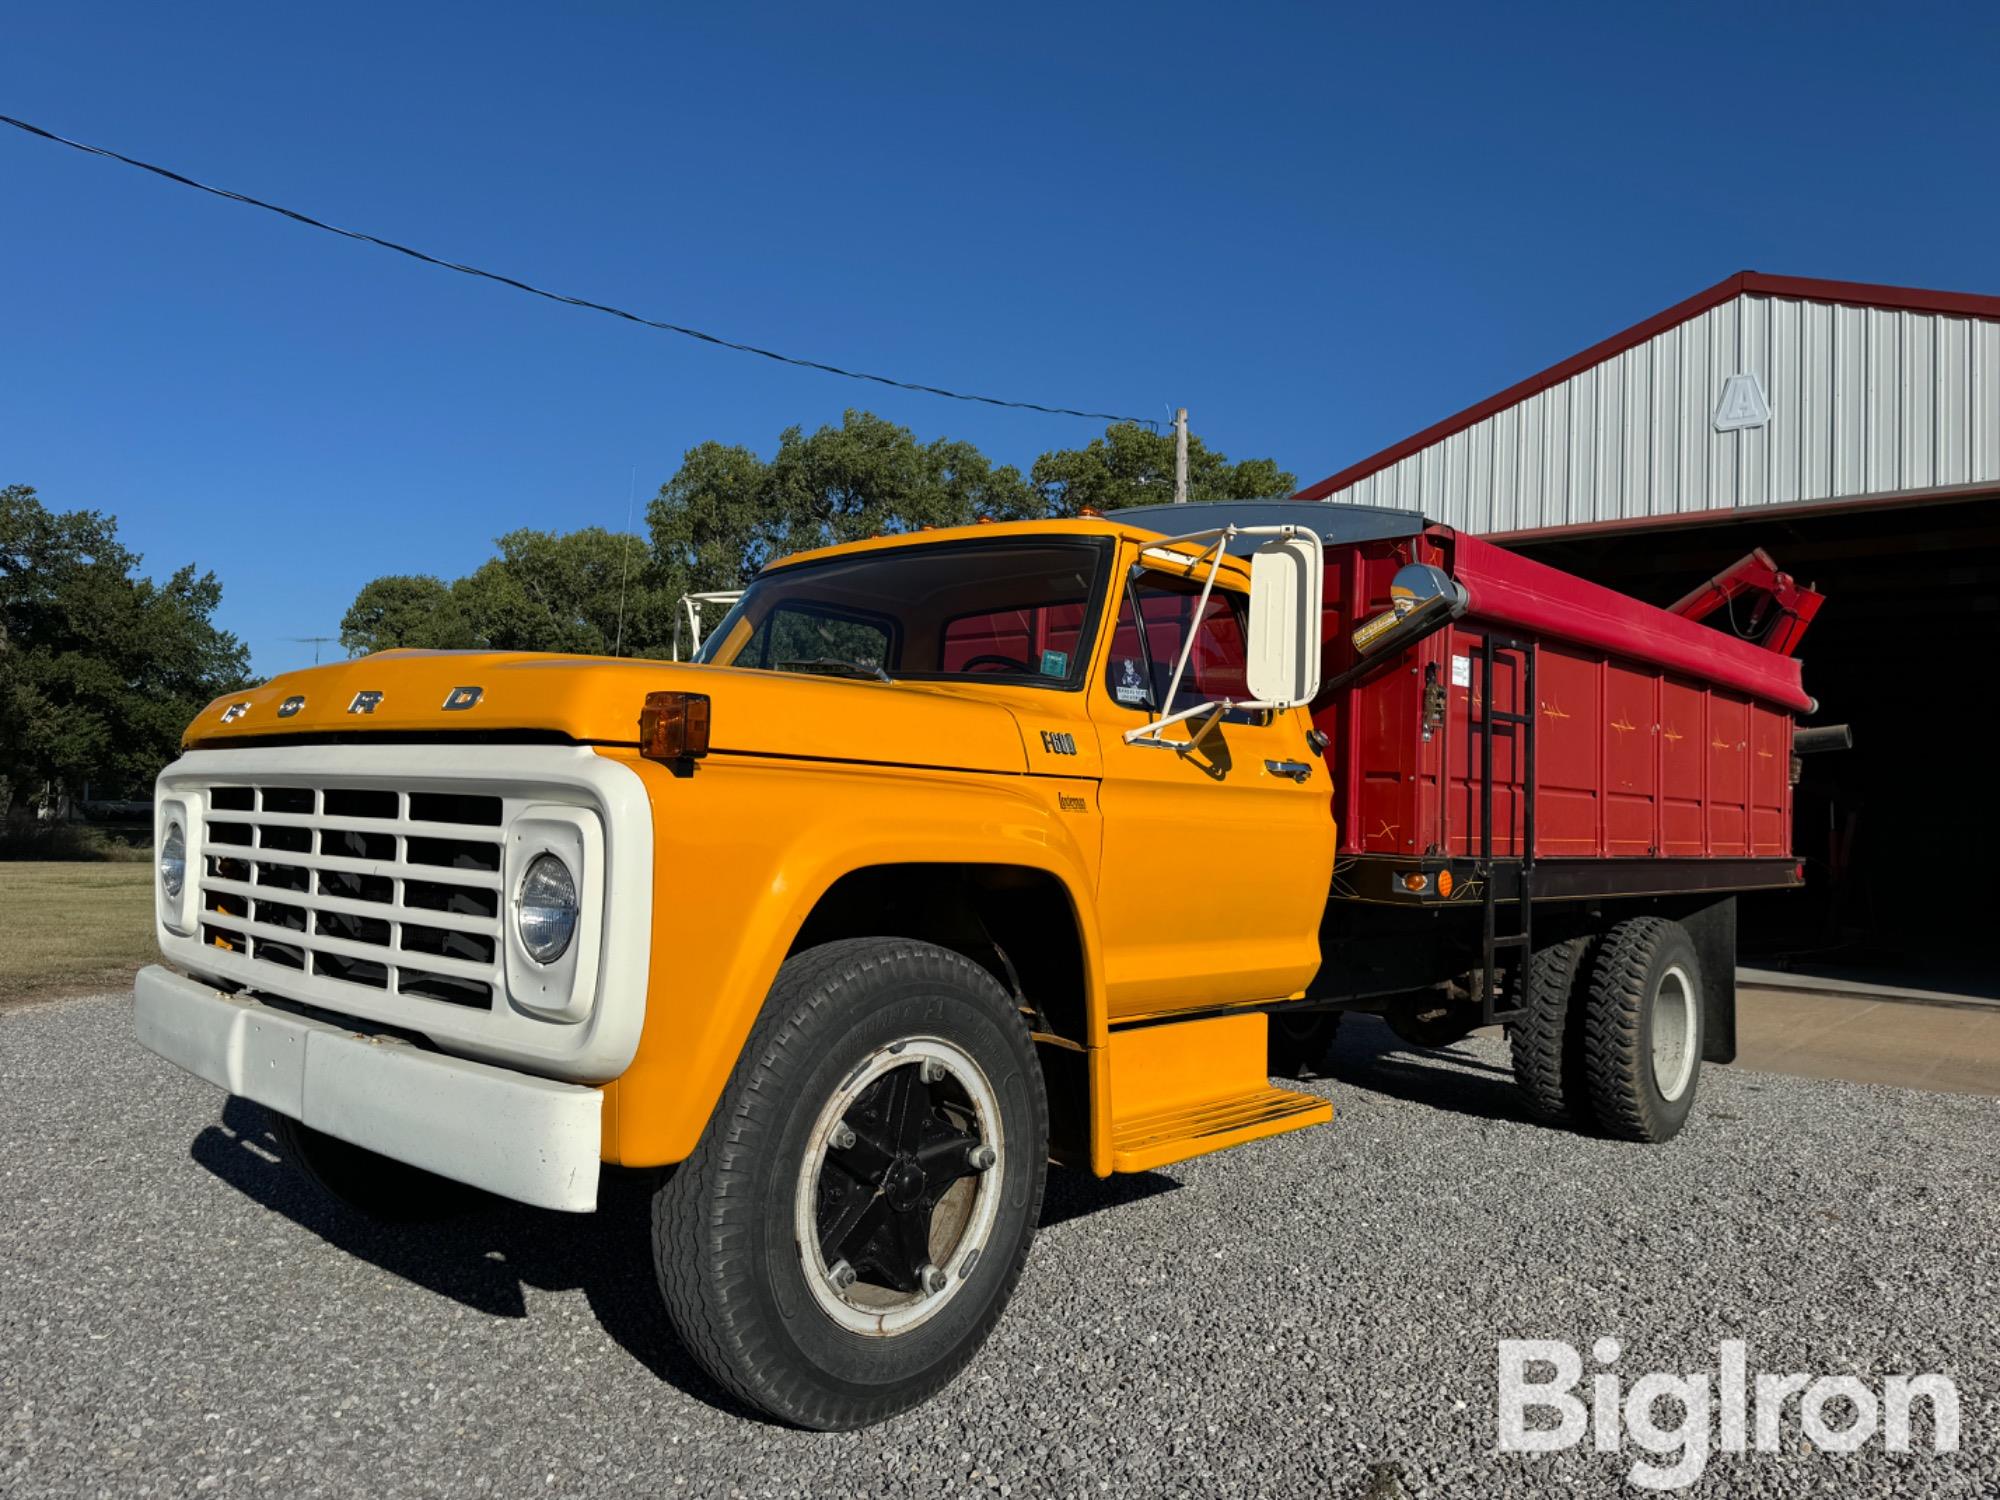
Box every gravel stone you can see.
[2,991,1994,1496]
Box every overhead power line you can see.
[0,112,1154,428]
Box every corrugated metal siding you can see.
[1319,294,2000,532]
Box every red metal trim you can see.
[1295,272,2000,503]
[1485,481,2000,545]
[1440,528,1814,712]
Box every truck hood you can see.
[187,651,1031,774]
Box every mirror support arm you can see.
[1123,523,1324,749]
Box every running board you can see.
[1106,1012,1333,1173]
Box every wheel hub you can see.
[882,1155,927,1212]
[795,1037,1005,1337]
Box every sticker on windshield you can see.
[1114,657,1148,704]
[1039,649,1069,677]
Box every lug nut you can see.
[919,1262,949,1295]
[967,1143,996,1171]
[830,1123,856,1151]
[919,1058,946,1084]
[828,1259,857,1291]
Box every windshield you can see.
[696,537,1113,688]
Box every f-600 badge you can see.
[1039,730,1077,756]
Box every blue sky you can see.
[6,2,1996,677]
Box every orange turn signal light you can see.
[1400,872,1430,893]
[639,691,711,760]
[1436,869,1454,898]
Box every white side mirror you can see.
[1245,535,1323,708]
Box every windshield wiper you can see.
[775,658,893,683]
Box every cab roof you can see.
[763,515,1170,573]
[761,502,1425,573]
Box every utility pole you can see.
[285,635,336,665]
[1172,407,1189,504]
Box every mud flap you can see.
[1680,896,1738,1065]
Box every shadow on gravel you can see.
[1321,1016,1553,1128]
[1037,1166,1181,1229]
[190,1096,752,1418]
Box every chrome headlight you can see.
[159,822,187,901]
[516,853,578,965]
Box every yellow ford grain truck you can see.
[136,501,1818,1428]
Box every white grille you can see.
[197,781,506,1009]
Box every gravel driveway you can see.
[3,991,1994,1497]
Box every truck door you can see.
[1088,560,1337,1019]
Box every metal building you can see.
[1296,272,2000,989]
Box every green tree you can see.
[0,484,250,811]
[648,441,774,597]
[1029,422,1295,516]
[338,574,475,655]
[341,413,1295,661]
[645,411,1038,597]
[454,527,670,657]
[761,410,1037,547]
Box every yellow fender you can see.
[595,747,1112,1167]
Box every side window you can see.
[1103,576,1254,717]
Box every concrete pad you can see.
[1735,985,2000,1096]
[1738,965,2000,1011]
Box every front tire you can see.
[1581,917,1704,1143]
[653,938,1048,1429]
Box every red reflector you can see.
[639,691,711,760]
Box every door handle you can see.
[1266,759,1314,783]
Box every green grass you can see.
[0,862,157,1006]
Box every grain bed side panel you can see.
[1604,660,1661,856]
[1659,677,1709,855]
[1537,644,1604,858]
[1708,695,1751,856]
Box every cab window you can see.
[699,538,1111,688]
[1103,573,1254,717]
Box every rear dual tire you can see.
[1506,936,1595,1126]
[1581,917,1703,1143]
[1508,916,1703,1143]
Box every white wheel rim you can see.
[1651,963,1697,1102]
[792,1036,1004,1338]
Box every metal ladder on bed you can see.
[1474,632,1537,1027]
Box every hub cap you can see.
[793,1037,1003,1337]
[1651,963,1697,1102]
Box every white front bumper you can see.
[135,964,602,1212]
